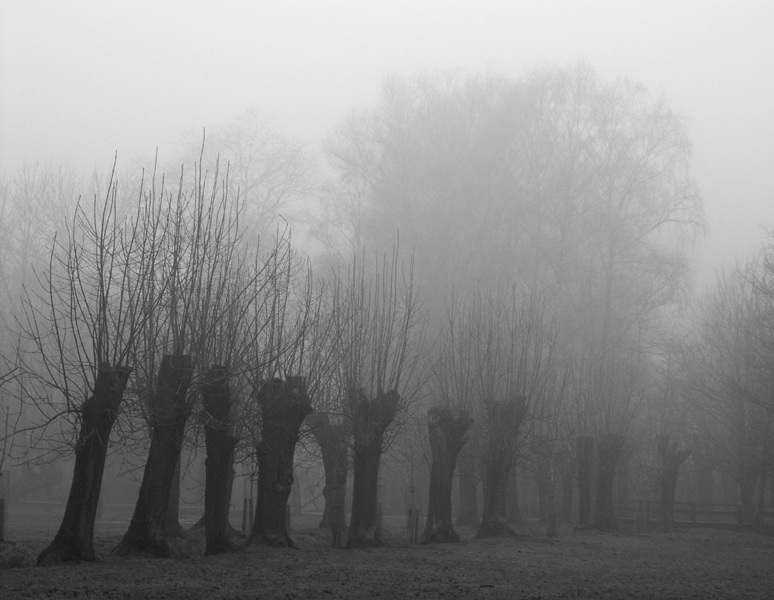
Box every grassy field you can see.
[1,504,773,600]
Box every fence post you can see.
[0,471,5,543]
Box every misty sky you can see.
[1,1,772,285]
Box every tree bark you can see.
[163,456,184,538]
[477,397,528,538]
[594,433,624,530]
[248,377,312,548]
[114,354,193,557]
[346,389,399,548]
[37,364,132,565]
[456,441,479,527]
[506,467,525,529]
[558,451,574,525]
[421,407,473,544]
[657,435,691,531]
[576,436,595,528]
[308,412,349,540]
[202,365,240,555]
[533,436,554,523]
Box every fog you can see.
[1,1,772,284]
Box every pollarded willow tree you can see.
[243,250,341,549]
[420,297,478,543]
[332,246,424,548]
[466,287,557,538]
[13,165,167,565]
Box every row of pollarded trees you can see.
[314,64,709,539]
[1,150,427,560]
[673,240,774,525]
[5,155,326,562]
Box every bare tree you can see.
[7,162,166,564]
[467,288,556,538]
[420,298,477,543]
[179,112,316,244]
[330,247,423,548]
[115,153,273,557]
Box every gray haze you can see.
[1,0,772,284]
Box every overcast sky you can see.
[1,1,772,284]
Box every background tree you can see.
[179,112,316,245]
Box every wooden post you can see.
[0,471,6,543]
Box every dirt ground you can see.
[2,525,773,600]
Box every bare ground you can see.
[2,525,773,599]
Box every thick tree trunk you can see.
[594,433,624,530]
[477,398,528,538]
[163,456,184,538]
[421,407,473,544]
[533,437,554,524]
[657,435,691,531]
[558,452,574,524]
[115,354,193,557]
[308,412,349,540]
[248,377,312,548]
[576,436,595,528]
[506,468,525,529]
[690,438,715,504]
[456,442,479,526]
[37,364,131,565]
[202,365,240,555]
[346,389,399,548]
[615,445,631,509]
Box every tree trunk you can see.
[163,456,184,538]
[757,410,772,525]
[558,452,574,524]
[594,433,624,530]
[37,364,132,565]
[456,441,479,526]
[576,436,595,528]
[421,407,473,544]
[308,412,349,539]
[202,365,240,555]
[506,468,525,529]
[690,438,715,505]
[346,389,399,548]
[114,354,193,557]
[248,377,312,548]
[477,397,528,538]
[533,437,554,523]
[657,435,691,531]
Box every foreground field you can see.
[2,526,773,599]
